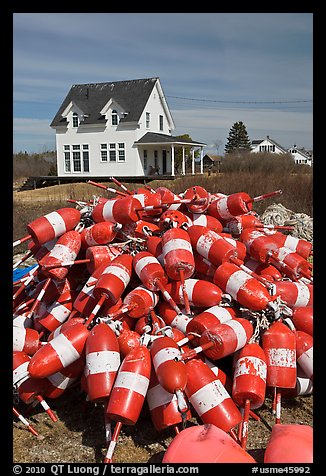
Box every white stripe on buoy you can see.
[49,333,81,368]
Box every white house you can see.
[250,136,288,154]
[287,145,313,166]
[50,77,206,178]
[251,135,313,166]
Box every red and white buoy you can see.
[85,322,121,402]
[295,331,313,383]
[40,230,82,281]
[80,221,121,249]
[14,207,81,248]
[213,262,276,311]
[232,342,267,449]
[27,321,89,379]
[184,358,242,436]
[262,321,297,424]
[146,369,192,432]
[104,345,151,463]
[164,278,225,309]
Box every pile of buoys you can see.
[13,178,313,463]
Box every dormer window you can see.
[72,113,79,128]
[111,109,118,126]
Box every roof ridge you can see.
[71,77,159,88]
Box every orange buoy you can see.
[162,424,256,463]
[264,424,313,463]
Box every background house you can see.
[287,145,313,166]
[50,77,206,178]
[202,154,223,172]
[250,136,288,154]
[251,135,313,166]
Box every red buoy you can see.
[213,262,275,311]
[85,322,120,402]
[295,331,313,382]
[104,345,151,462]
[146,369,192,432]
[291,307,313,336]
[186,305,236,346]
[274,281,313,308]
[150,335,187,396]
[262,321,297,389]
[264,424,313,463]
[162,424,256,463]
[40,230,82,281]
[164,278,224,309]
[199,317,253,361]
[185,359,242,433]
[28,322,89,379]
[162,227,195,280]
[93,254,133,306]
[26,207,81,246]
[80,221,120,249]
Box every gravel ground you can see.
[13,379,313,464]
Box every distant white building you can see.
[251,135,313,166]
[251,136,288,154]
[50,77,206,178]
[287,145,313,166]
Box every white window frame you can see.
[109,143,116,162]
[143,150,147,171]
[100,143,108,162]
[64,145,71,172]
[146,112,150,128]
[82,144,90,172]
[72,112,79,128]
[111,109,118,126]
[118,143,125,162]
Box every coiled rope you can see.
[260,203,313,243]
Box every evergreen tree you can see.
[224,121,251,154]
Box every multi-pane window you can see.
[143,150,147,170]
[109,143,116,162]
[83,145,89,172]
[72,113,79,128]
[111,109,118,126]
[118,143,125,162]
[64,144,89,172]
[159,115,163,131]
[101,143,108,162]
[72,145,81,172]
[146,112,150,128]
[64,146,71,172]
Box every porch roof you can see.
[134,132,206,147]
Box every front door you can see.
[162,150,167,174]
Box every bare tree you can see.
[213,139,223,155]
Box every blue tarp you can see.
[13,265,38,282]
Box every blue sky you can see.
[13,12,313,154]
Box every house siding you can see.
[251,139,286,154]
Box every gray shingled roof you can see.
[50,78,159,127]
[135,132,206,146]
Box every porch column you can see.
[182,146,185,175]
[171,145,175,176]
[192,149,195,174]
[200,147,204,174]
